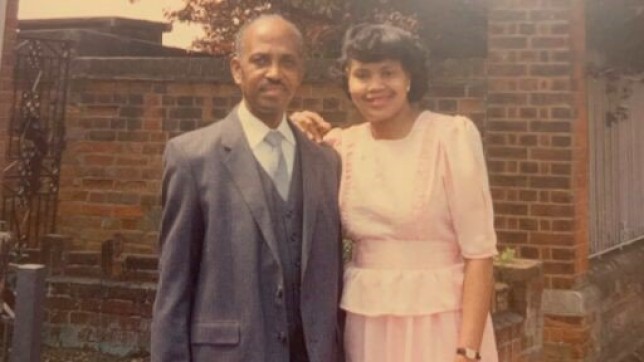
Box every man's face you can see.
[230,18,304,127]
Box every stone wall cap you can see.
[19,17,171,32]
[542,285,601,317]
[48,275,157,289]
[494,258,543,282]
[17,264,46,270]
[492,310,524,329]
[69,57,337,83]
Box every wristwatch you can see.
[456,347,481,360]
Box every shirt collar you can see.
[238,101,295,149]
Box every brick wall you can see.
[59,56,487,253]
[0,0,18,203]
[486,0,591,360]
[486,0,586,289]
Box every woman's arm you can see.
[456,257,494,361]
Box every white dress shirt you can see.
[238,101,296,180]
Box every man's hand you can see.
[290,110,332,143]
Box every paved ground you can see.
[619,341,644,362]
[42,347,149,362]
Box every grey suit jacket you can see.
[151,108,344,362]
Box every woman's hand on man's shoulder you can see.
[290,110,332,143]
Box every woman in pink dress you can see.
[294,23,498,362]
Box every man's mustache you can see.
[260,79,287,90]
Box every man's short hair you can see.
[234,14,304,57]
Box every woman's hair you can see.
[337,23,429,102]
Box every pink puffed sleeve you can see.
[443,117,498,258]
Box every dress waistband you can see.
[351,239,461,269]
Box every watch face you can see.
[457,347,480,360]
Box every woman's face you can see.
[347,58,412,124]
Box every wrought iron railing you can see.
[1,37,71,251]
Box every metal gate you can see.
[1,37,71,250]
[588,75,644,257]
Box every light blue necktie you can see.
[264,130,290,200]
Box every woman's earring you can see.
[406,84,411,93]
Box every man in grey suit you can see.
[150,14,343,362]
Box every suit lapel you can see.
[220,111,282,269]
[292,123,320,278]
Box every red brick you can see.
[530,120,571,133]
[530,64,571,77]
[103,299,137,316]
[490,175,529,187]
[490,10,528,22]
[530,204,574,217]
[530,232,575,246]
[519,218,539,231]
[47,296,79,311]
[540,220,551,231]
[115,156,149,167]
[529,175,571,189]
[70,311,101,325]
[486,134,507,146]
[48,310,71,324]
[552,135,571,147]
[551,247,575,260]
[488,146,528,159]
[519,23,537,35]
[83,204,114,217]
[544,261,575,274]
[489,120,529,133]
[519,107,538,119]
[520,162,539,174]
[552,220,574,232]
[530,148,572,161]
[113,205,144,218]
[519,190,538,202]
[550,190,574,203]
[498,230,529,244]
[551,163,571,175]
[531,36,569,49]
[488,161,506,173]
[519,135,538,146]
[530,93,572,106]
[548,275,575,289]
[520,245,540,258]
[490,36,528,49]
[530,10,570,22]
[495,202,529,215]
[488,64,528,77]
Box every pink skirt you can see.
[345,310,498,362]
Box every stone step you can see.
[64,265,103,278]
[124,253,158,272]
[66,251,101,266]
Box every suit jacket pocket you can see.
[191,321,240,346]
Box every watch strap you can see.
[456,347,481,360]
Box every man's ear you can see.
[230,56,242,86]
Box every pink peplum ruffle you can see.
[341,263,464,316]
[341,239,466,316]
